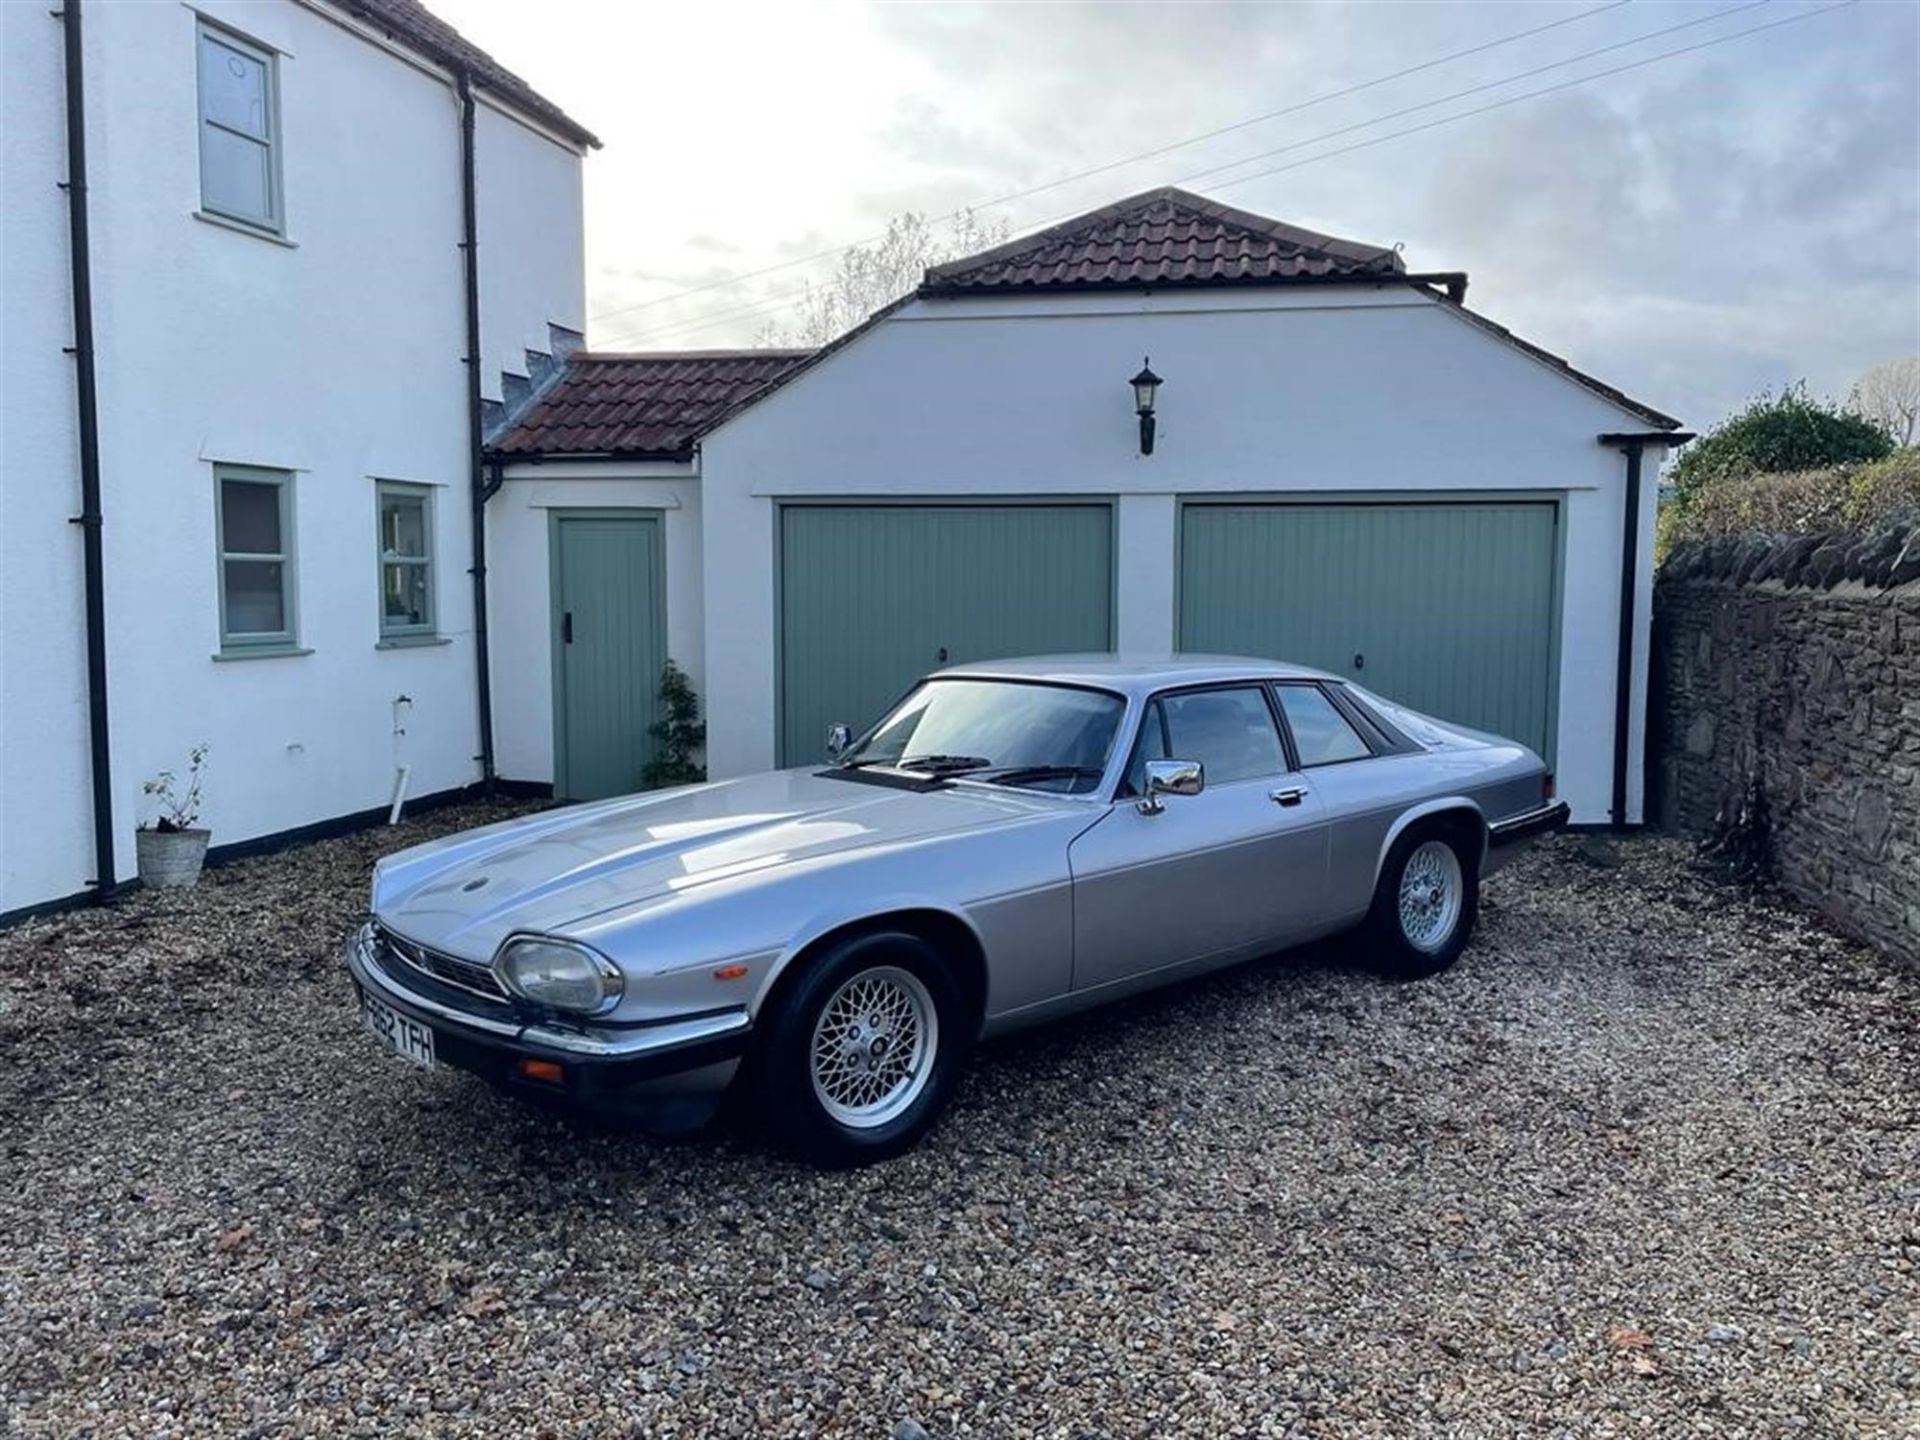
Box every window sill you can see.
[376,634,451,650]
[213,644,312,662]
[193,210,298,249]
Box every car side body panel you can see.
[1065,778,1331,990]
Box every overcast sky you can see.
[437,0,1918,429]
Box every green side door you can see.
[551,512,667,800]
[1179,501,1559,757]
[779,503,1114,765]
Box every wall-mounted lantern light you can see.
[1129,358,1163,456]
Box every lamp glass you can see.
[1129,362,1162,416]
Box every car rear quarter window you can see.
[1275,685,1372,767]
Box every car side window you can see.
[1275,684,1373,767]
[1158,687,1288,785]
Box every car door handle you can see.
[1269,785,1309,807]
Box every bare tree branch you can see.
[1851,357,1920,447]
[757,210,1013,348]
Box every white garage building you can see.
[491,188,1685,826]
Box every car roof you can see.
[930,653,1341,697]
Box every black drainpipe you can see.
[455,69,497,798]
[1599,430,1694,831]
[60,0,116,899]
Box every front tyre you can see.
[1364,825,1479,980]
[757,931,969,1167]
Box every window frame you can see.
[1270,681,1382,770]
[1119,682,1295,796]
[1329,684,1424,756]
[195,18,284,236]
[214,465,298,653]
[375,481,438,642]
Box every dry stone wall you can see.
[1652,525,1920,962]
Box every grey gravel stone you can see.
[1,803,1914,1437]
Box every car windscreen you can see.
[840,680,1125,793]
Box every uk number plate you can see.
[359,987,437,1069]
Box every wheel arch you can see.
[754,904,991,1042]
[1373,798,1488,890]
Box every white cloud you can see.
[436,0,1919,426]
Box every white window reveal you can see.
[377,483,436,639]
[197,21,281,233]
[216,466,297,651]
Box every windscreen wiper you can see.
[894,754,994,774]
[973,764,1106,788]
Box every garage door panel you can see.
[1180,502,1556,756]
[780,504,1112,765]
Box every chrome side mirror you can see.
[824,723,853,760]
[1138,758,1204,815]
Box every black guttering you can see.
[455,68,498,798]
[1600,429,1694,830]
[60,0,117,901]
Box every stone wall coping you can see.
[1661,524,1920,593]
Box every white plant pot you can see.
[136,827,210,889]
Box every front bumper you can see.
[344,923,750,1130]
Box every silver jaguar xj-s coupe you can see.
[346,656,1568,1165]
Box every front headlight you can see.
[494,937,624,1014]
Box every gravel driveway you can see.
[2,802,1914,1438]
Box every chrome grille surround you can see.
[374,923,510,1003]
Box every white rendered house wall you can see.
[0,0,586,912]
[696,287,1664,825]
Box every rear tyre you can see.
[1363,823,1479,981]
[756,930,969,1167]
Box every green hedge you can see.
[1660,448,1920,555]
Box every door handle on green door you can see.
[562,612,573,644]
[1352,652,1364,670]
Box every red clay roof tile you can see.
[491,351,815,458]
[921,187,1403,294]
[498,190,1677,455]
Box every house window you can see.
[197,21,281,233]
[377,483,436,639]
[216,467,296,650]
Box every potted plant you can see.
[640,661,707,789]
[137,744,210,889]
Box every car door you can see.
[1271,681,1403,923]
[1067,685,1331,993]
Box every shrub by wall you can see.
[1653,522,1920,962]
[1659,449,1920,560]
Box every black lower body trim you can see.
[1488,799,1572,848]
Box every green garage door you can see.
[1180,501,1559,756]
[780,503,1113,765]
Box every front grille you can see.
[375,924,510,1002]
